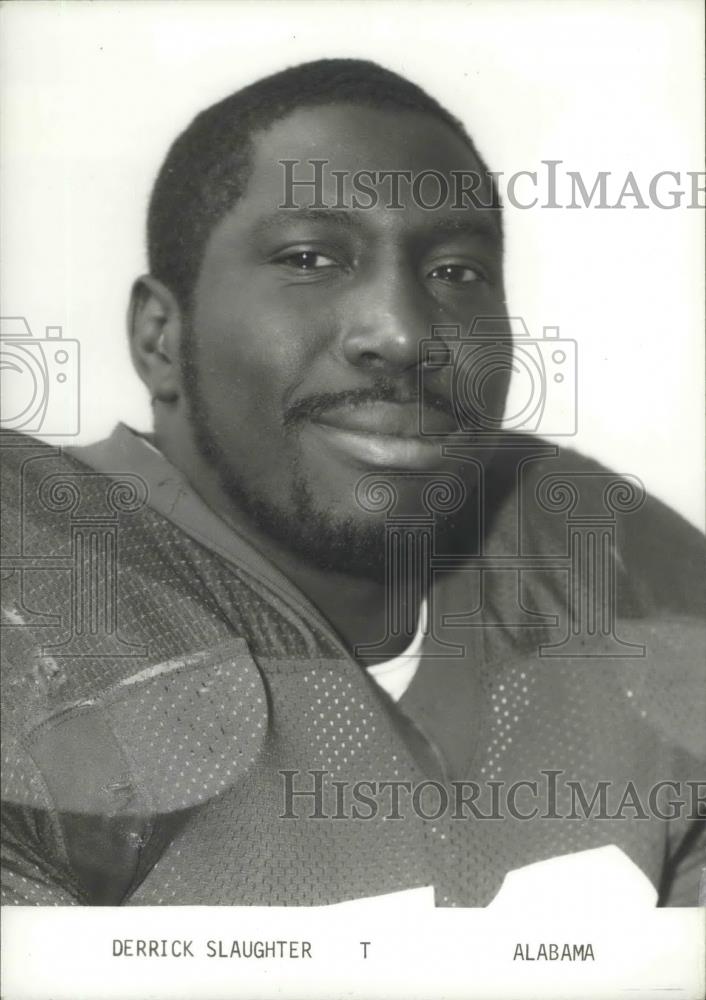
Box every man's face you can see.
[185,104,509,575]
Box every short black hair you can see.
[147,58,500,312]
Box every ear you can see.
[127,276,183,403]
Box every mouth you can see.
[304,401,460,470]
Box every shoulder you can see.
[1,433,270,813]
[0,431,136,543]
[487,434,705,617]
[483,436,705,764]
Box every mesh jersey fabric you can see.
[1,426,704,907]
[137,432,423,702]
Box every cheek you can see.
[195,304,301,419]
[193,264,338,395]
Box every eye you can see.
[276,250,338,270]
[429,263,482,284]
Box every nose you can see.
[340,267,430,376]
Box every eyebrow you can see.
[418,214,501,243]
[252,209,362,235]
[251,207,501,242]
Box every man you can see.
[1,59,704,907]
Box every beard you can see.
[182,366,387,581]
[182,343,480,584]
[204,437,391,580]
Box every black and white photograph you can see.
[1,2,704,998]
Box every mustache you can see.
[283,382,454,428]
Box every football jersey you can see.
[1,426,704,906]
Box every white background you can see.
[1,0,704,528]
[2,904,705,1000]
